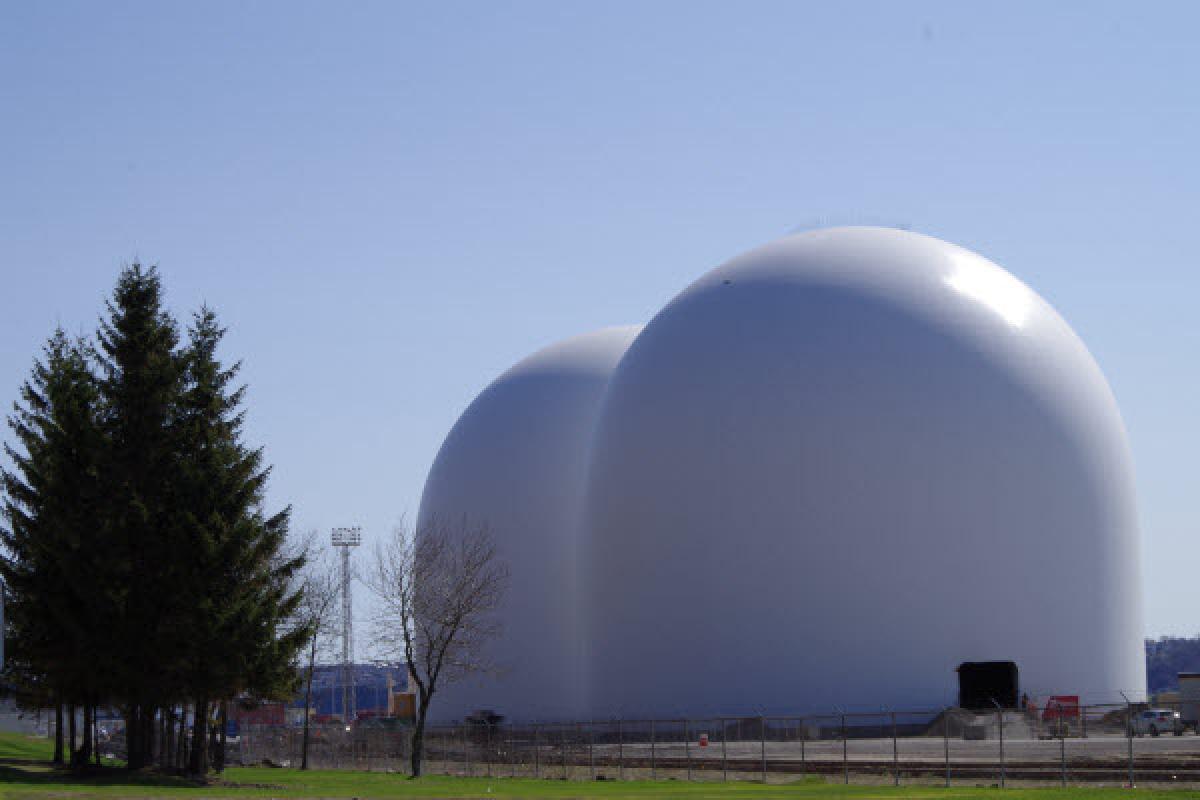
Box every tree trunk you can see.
[207,709,219,771]
[124,705,138,770]
[189,697,209,777]
[214,701,227,773]
[301,652,316,769]
[53,700,64,765]
[67,703,76,766]
[410,724,424,778]
[143,710,155,766]
[125,704,150,771]
[84,704,94,765]
[156,710,165,769]
[74,703,93,768]
[176,707,188,771]
[411,695,433,777]
[164,709,175,770]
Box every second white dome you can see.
[581,227,1143,717]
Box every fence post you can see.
[891,710,898,787]
[650,719,656,780]
[617,719,624,781]
[760,715,767,784]
[943,708,950,788]
[841,712,848,785]
[721,717,728,782]
[1128,708,1134,787]
[1060,732,1066,786]
[464,724,470,777]
[1120,693,1134,787]
[509,727,516,778]
[485,723,492,778]
[992,701,1005,788]
[561,725,568,781]
[533,724,540,779]
[685,718,692,782]
[587,722,594,781]
[799,717,805,775]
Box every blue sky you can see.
[1,2,1197,638]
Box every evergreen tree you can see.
[4,263,312,776]
[1,330,106,767]
[172,308,306,775]
[94,263,185,769]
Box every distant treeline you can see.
[1147,637,1200,693]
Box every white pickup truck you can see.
[1131,708,1183,736]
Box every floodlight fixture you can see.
[331,526,361,547]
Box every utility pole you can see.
[332,527,362,725]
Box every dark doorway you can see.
[957,661,1018,709]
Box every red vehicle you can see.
[233,701,286,726]
[1043,695,1080,721]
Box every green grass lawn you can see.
[2,734,1199,799]
[0,731,55,762]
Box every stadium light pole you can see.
[331,526,361,725]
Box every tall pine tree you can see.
[174,308,305,775]
[1,330,107,767]
[94,264,185,768]
[4,263,311,775]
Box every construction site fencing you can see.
[235,702,1200,786]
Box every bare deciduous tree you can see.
[293,540,341,770]
[368,517,509,777]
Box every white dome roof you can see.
[418,325,641,722]
[581,227,1143,716]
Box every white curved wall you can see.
[418,326,641,723]
[582,227,1144,717]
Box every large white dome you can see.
[418,325,641,723]
[582,227,1144,717]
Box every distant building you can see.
[292,663,411,722]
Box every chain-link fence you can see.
[236,701,1200,786]
[235,723,413,771]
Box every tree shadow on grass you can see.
[0,761,209,789]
